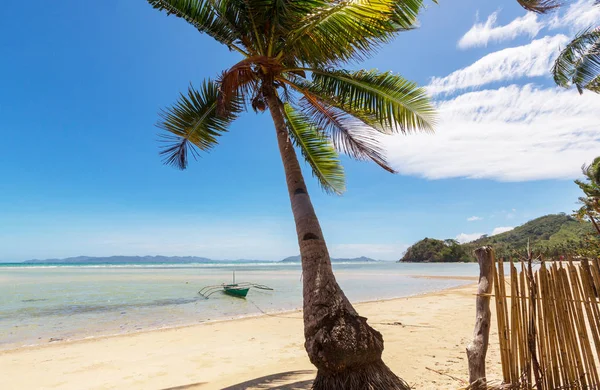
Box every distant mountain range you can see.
[279,255,378,263]
[22,255,379,264]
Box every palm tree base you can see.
[312,360,410,390]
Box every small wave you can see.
[8,296,205,318]
[0,262,295,269]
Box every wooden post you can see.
[466,246,495,388]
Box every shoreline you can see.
[0,282,503,390]
[0,279,475,354]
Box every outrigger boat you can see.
[198,271,273,299]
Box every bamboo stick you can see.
[591,258,600,299]
[518,262,530,386]
[535,271,551,390]
[493,257,510,384]
[553,264,576,387]
[558,263,587,388]
[510,262,521,383]
[498,258,515,385]
[553,263,578,387]
[490,258,600,389]
[543,263,567,387]
[568,260,599,385]
[580,260,600,372]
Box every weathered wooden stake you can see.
[466,246,495,388]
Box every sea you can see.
[0,261,480,351]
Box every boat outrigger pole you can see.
[198,271,274,299]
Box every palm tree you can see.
[516,0,561,13]
[552,27,600,94]
[514,2,600,94]
[575,157,600,235]
[145,0,435,388]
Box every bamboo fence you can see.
[491,257,600,389]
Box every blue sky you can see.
[1,1,599,262]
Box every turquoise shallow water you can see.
[0,262,479,350]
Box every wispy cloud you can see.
[492,226,515,235]
[456,232,484,243]
[428,35,568,96]
[458,1,599,50]
[467,216,483,221]
[385,84,600,181]
[390,3,600,182]
[549,0,600,31]
[457,226,514,243]
[458,12,542,49]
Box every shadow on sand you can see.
[221,370,315,390]
[162,382,207,390]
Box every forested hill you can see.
[400,214,596,262]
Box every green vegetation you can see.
[465,214,596,259]
[516,0,560,13]
[574,157,600,231]
[401,214,597,262]
[144,0,435,388]
[400,238,470,263]
[553,28,600,95]
[572,157,600,257]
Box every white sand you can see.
[0,283,502,390]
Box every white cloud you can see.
[457,227,514,243]
[458,12,542,49]
[428,35,568,96]
[458,1,598,50]
[385,83,600,181]
[549,0,600,31]
[456,233,485,243]
[492,226,515,235]
[467,216,483,221]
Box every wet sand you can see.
[0,283,502,390]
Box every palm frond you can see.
[147,0,246,52]
[282,103,346,194]
[157,79,242,169]
[516,0,561,13]
[280,74,386,132]
[553,28,600,94]
[217,57,261,111]
[286,0,423,66]
[307,69,436,133]
[281,79,396,173]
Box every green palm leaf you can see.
[286,0,423,66]
[148,0,438,190]
[553,28,600,94]
[147,0,246,52]
[307,69,436,133]
[280,77,395,172]
[158,80,242,169]
[516,0,561,13]
[282,103,346,194]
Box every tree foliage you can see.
[466,214,597,260]
[516,0,561,13]
[148,0,436,194]
[400,237,470,262]
[574,156,600,222]
[401,214,598,262]
[553,28,600,94]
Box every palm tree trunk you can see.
[264,87,409,390]
[588,213,600,236]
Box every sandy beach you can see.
[0,282,502,390]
